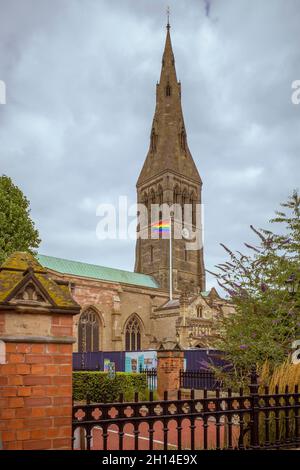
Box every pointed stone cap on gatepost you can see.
[0,252,80,311]
[157,340,183,352]
[0,252,80,343]
[0,252,81,450]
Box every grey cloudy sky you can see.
[0,0,299,290]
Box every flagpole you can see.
[169,215,172,300]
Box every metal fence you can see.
[139,367,157,391]
[180,369,222,391]
[72,372,300,450]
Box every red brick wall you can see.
[0,340,73,450]
[157,350,184,399]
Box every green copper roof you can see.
[37,254,159,289]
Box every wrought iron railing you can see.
[180,369,222,390]
[72,373,300,450]
[139,367,157,391]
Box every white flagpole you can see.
[169,215,173,300]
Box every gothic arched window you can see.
[190,192,197,226]
[149,189,156,224]
[157,186,163,206]
[197,305,203,318]
[78,309,100,352]
[182,190,189,223]
[125,315,142,351]
[173,185,181,204]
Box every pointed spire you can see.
[160,16,177,84]
[137,23,201,187]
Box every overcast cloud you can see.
[0,0,299,290]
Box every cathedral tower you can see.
[134,23,205,293]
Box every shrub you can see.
[73,371,148,403]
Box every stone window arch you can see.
[149,189,156,224]
[139,192,148,234]
[182,189,189,223]
[141,192,148,208]
[190,191,197,226]
[125,314,142,351]
[173,185,181,204]
[78,308,100,352]
[157,186,163,206]
[197,305,203,318]
[157,186,163,237]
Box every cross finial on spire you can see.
[166,6,170,30]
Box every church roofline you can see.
[38,254,160,289]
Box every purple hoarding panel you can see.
[184,349,230,371]
[73,351,125,371]
[73,349,229,372]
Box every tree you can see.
[0,175,40,264]
[210,191,300,385]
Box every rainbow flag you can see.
[151,219,171,233]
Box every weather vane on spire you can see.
[166,6,170,29]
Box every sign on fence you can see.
[107,361,116,379]
[125,350,157,372]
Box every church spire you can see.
[135,23,205,293]
[137,24,201,187]
[160,18,177,85]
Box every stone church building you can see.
[34,25,233,353]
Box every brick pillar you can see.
[0,252,80,450]
[157,346,184,400]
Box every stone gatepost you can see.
[0,252,80,450]
[157,344,184,400]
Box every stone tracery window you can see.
[78,309,100,352]
[125,315,142,351]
